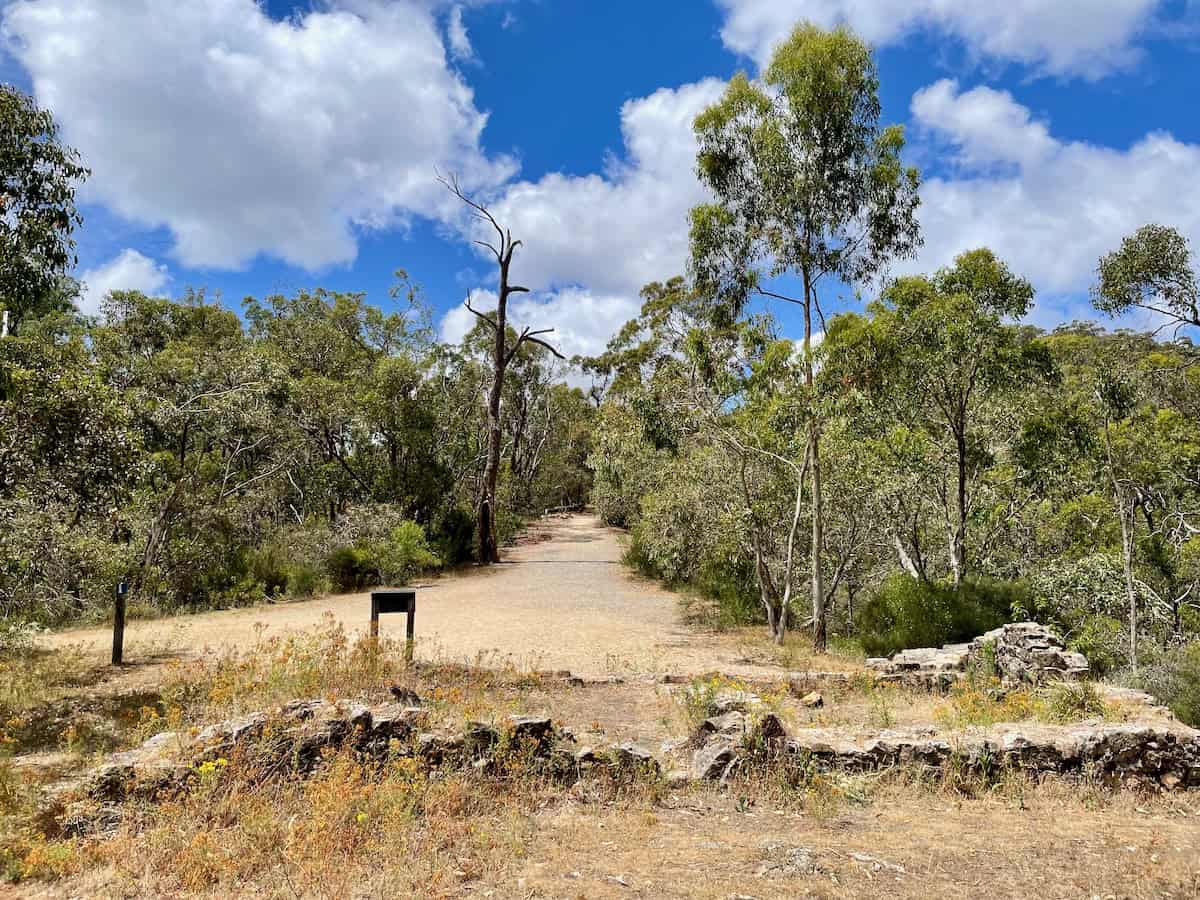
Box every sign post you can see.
[112,581,129,665]
[370,589,416,662]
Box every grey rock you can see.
[692,736,737,780]
[195,711,267,746]
[701,711,749,737]
[867,622,1091,687]
[507,715,554,745]
[463,721,500,754]
[608,742,659,775]
[712,690,763,715]
[369,704,427,742]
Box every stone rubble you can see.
[43,639,1200,835]
[866,621,1090,686]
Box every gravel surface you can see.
[44,514,780,678]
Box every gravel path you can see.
[44,514,779,678]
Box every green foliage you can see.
[1093,224,1197,330]
[374,521,441,585]
[430,507,476,566]
[1022,554,1141,674]
[494,509,525,548]
[326,546,376,592]
[245,544,291,598]
[857,575,1025,657]
[1045,681,1109,723]
[0,85,89,328]
[589,402,665,528]
[690,23,921,318]
[0,619,42,655]
[285,562,327,599]
[1131,642,1200,727]
[327,520,440,592]
[694,555,762,628]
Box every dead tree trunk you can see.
[441,174,563,565]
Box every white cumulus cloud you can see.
[907,79,1200,321]
[446,5,475,63]
[1,0,515,271]
[716,0,1164,78]
[78,249,170,316]
[472,79,727,298]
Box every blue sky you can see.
[2,0,1199,354]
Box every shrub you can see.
[326,521,440,592]
[858,575,1025,658]
[494,509,524,547]
[1130,641,1200,727]
[374,521,440,586]
[285,562,327,598]
[694,554,761,628]
[1021,553,1154,674]
[1068,616,1127,677]
[326,546,375,592]
[0,619,42,655]
[244,544,290,598]
[431,507,475,566]
[1046,681,1109,722]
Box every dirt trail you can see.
[43,514,787,679]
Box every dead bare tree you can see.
[440,173,563,564]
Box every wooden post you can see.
[405,601,415,664]
[112,581,128,665]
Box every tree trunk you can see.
[1117,491,1138,672]
[441,175,561,566]
[951,428,967,586]
[802,268,827,651]
[893,532,921,580]
[478,270,508,566]
[1103,418,1138,672]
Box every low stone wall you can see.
[681,703,1200,790]
[866,622,1090,686]
[47,681,1199,839]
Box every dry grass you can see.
[4,616,1199,897]
[512,778,1200,899]
[933,678,1126,730]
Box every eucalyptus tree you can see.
[1094,225,1198,337]
[824,249,1053,586]
[244,282,432,521]
[441,174,564,564]
[0,84,89,331]
[0,320,135,620]
[95,290,292,602]
[689,23,921,648]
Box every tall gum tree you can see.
[0,85,89,332]
[823,249,1052,587]
[1094,225,1198,339]
[441,175,563,564]
[689,22,922,649]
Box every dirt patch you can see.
[510,786,1200,899]
[41,514,829,681]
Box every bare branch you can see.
[518,332,566,360]
[464,293,498,331]
[473,240,502,263]
[437,169,504,248]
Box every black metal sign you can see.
[370,589,416,661]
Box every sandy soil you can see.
[42,514,790,679]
